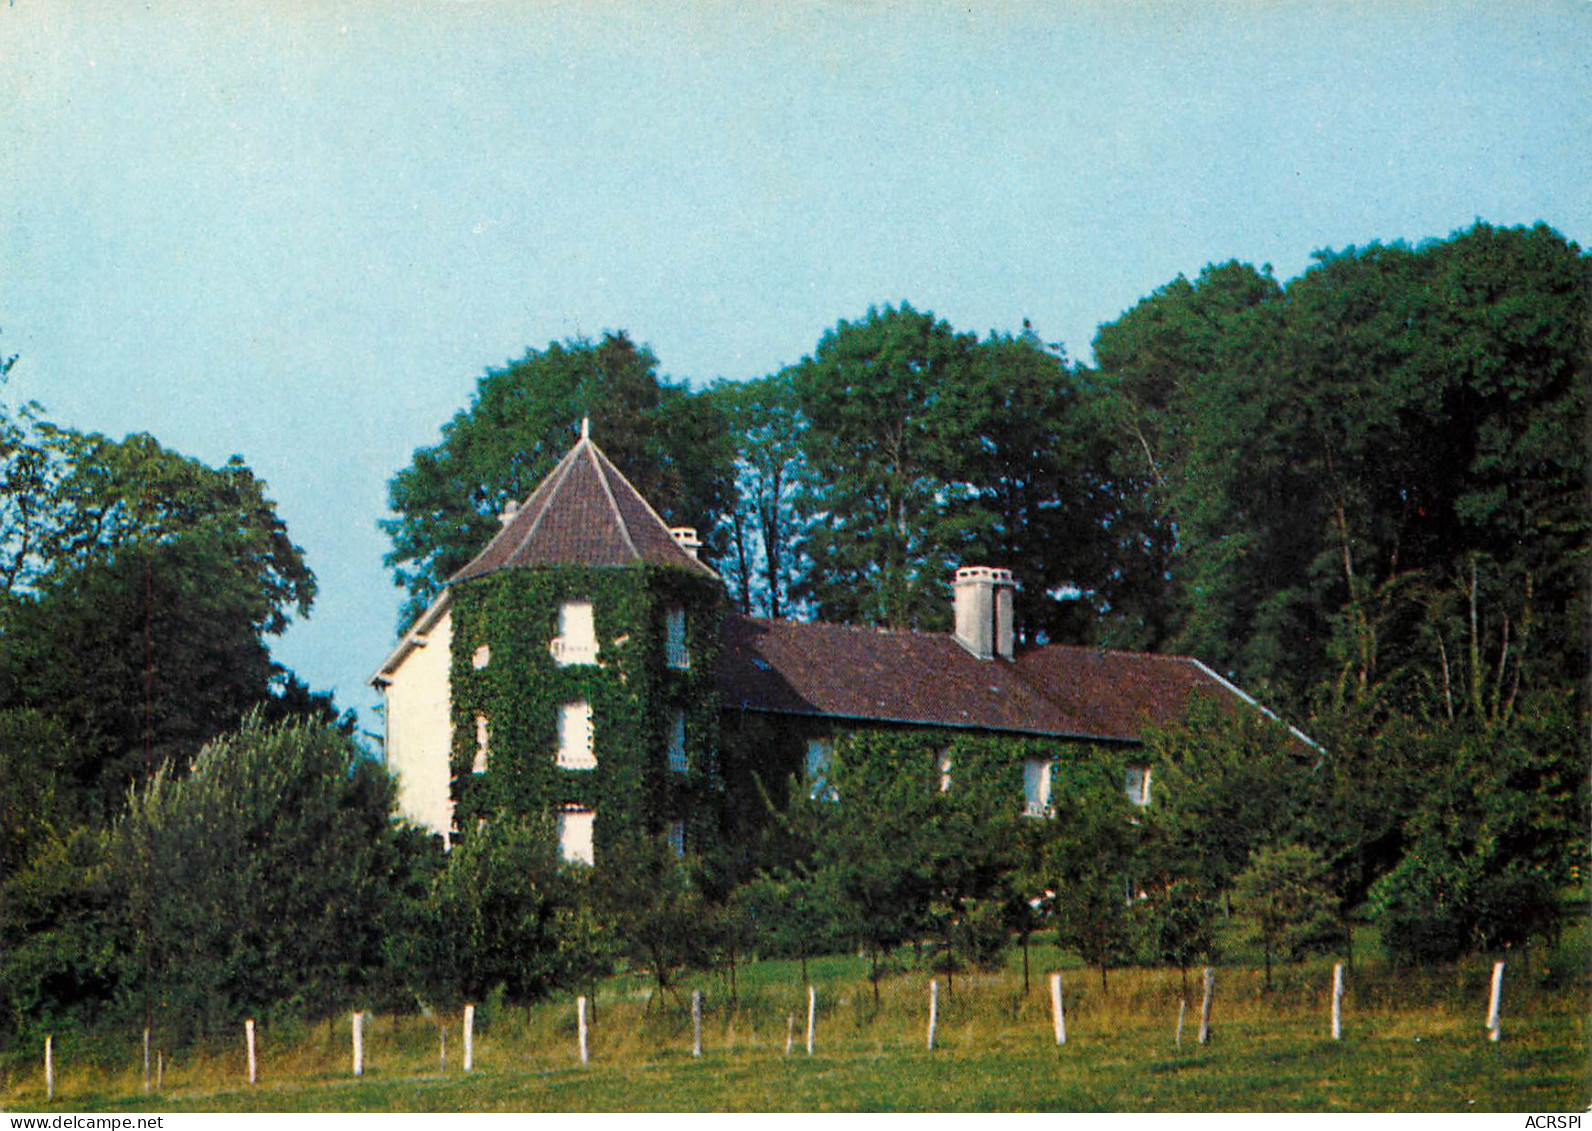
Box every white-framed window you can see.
[666,818,686,858]
[472,644,491,670]
[938,750,953,793]
[558,806,595,866]
[556,700,596,769]
[664,608,690,669]
[667,711,688,773]
[472,714,490,774]
[550,600,599,666]
[806,737,837,802]
[1125,764,1152,808]
[1023,758,1053,818]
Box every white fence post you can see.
[45,1035,53,1100]
[143,1027,151,1093]
[806,986,816,1056]
[439,1026,446,1070]
[1486,961,1505,1042]
[785,1013,794,1057]
[692,990,702,1059]
[1049,972,1066,1046]
[1331,963,1344,1040]
[1198,968,1214,1045]
[577,995,589,1065]
[1176,999,1186,1048]
[927,979,938,1050]
[156,1051,163,1091]
[462,1004,475,1072]
[245,1019,257,1084]
[352,1010,364,1077]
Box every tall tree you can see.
[705,374,808,618]
[0,416,321,815]
[790,304,978,629]
[383,332,734,629]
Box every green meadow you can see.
[7,919,1587,1113]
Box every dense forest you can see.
[2,221,1586,1051]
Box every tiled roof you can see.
[451,431,717,583]
[718,614,1276,745]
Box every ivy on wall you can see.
[448,564,723,858]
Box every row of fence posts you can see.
[34,960,1515,1095]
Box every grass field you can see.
[5,922,1588,1112]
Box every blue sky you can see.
[2,1,1587,735]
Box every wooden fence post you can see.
[462,1004,474,1072]
[1176,999,1186,1048]
[352,1010,364,1077]
[143,1027,151,1093]
[156,1051,163,1091]
[692,990,702,1059]
[245,1019,257,1084]
[439,1026,446,1071]
[577,995,589,1065]
[1198,968,1214,1045]
[1486,960,1505,1042]
[927,979,939,1050]
[784,1014,794,1057]
[806,986,816,1056]
[45,1034,53,1100]
[1049,972,1065,1046]
[1331,963,1344,1040]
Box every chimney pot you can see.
[670,526,702,560]
[953,566,1015,660]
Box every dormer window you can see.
[667,712,688,773]
[1125,764,1152,808]
[556,700,596,769]
[472,714,490,774]
[551,601,599,666]
[806,738,837,802]
[664,608,689,670]
[1023,758,1053,818]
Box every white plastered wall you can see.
[382,609,455,836]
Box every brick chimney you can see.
[953,566,1014,660]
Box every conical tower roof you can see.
[450,422,716,583]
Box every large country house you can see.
[373,423,1295,864]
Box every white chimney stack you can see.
[953,566,1015,661]
[670,526,702,560]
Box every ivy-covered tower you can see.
[377,421,723,866]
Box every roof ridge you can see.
[585,437,641,560]
[503,438,583,564]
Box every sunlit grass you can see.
[7,918,1587,1112]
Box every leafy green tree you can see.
[0,826,129,1046]
[0,535,309,816]
[1148,878,1219,998]
[592,834,712,1008]
[1141,694,1320,902]
[790,304,979,629]
[119,716,405,1041]
[945,328,1124,644]
[1232,844,1344,990]
[0,709,76,885]
[706,374,809,618]
[403,815,602,1009]
[1370,691,1586,964]
[383,332,734,629]
[1042,757,1140,991]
